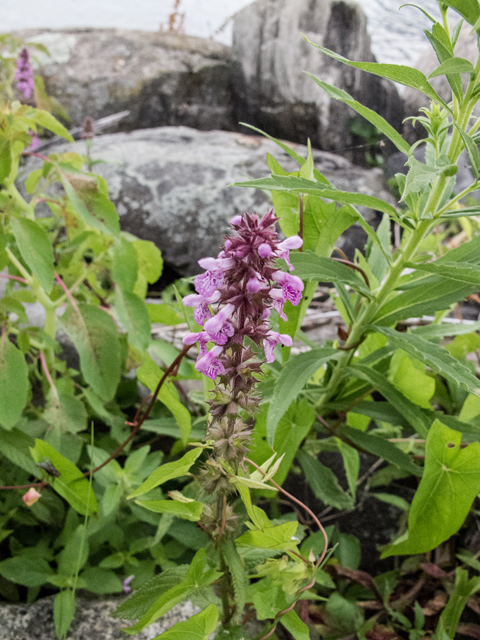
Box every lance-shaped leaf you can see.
[429,57,475,78]
[233,174,398,217]
[266,347,340,445]
[0,428,40,476]
[127,448,202,499]
[281,610,311,640]
[30,439,98,515]
[134,499,204,521]
[220,540,247,623]
[114,288,151,351]
[406,260,480,286]
[0,339,29,430]
[306,75,410,154]
[290,251,372,297]
[112,237,138,293]
[43,391,88,434]
[10,218,55,293]
[304,35,448,109]
[236,521,299,550]
[28,109,74,141]
[297,449,354,510]
[372,326,480,397]
[382,420,480,557]
[455,125,480,179]
[61,304,121,401]
[442,0,480,25]
[147,604,218,640]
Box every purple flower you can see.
[196,346,225,380]
[246,276,264,293]
[15,49,34,100]
[198,257,235,271]
[269,288,287,320]
[263,331,293,363]
[230,215,242,227]
[271,271,304,306]
[183,331,209,356]
[275,235,303,271]
[204,303,235,341]
[258,243,272,259]
[194,270,224,298]
[26,130,40,152]
[123,575,134,594]
[183,292,220,326]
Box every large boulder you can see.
[15,29,236,132]
[21,127,396,277]
[232,0,403,154]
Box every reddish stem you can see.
[39,351,57,395]
[54,271,80,315]
[21,151,50,162]
[0,273,28,284]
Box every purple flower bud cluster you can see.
[14,49,35,100]
[182,211,303,382]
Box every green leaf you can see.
[236,521,299,550]
[10,218,55,293]
[290,251,372,297]
[338,425,422,477]
[29,109,74,141]
[388,350,435,409]
[137,353,191,443]
[240,123,305,165]
[147,303,184,325]
[60,304,121,402]
[306,75,410,154]
[0,138,11,182]
[455,125,480,179]
[281,610,311,640]
[429,56,475,77]
[135,499,204,521]
[407,260,480,286]
[346,364,430,437]
[54,590,76,640]
[127,448,202,499]
[304,36,448,108]
[297,449,354,510]
[373,326,480,397]
[114,288,151,351]
[437,568,480,640]
[58,525,89,575]
[0,338,29,430]
[80,567,123,594]
[424,29,463,101]
[0,428,40,476]
[442,0,480,25]
[25,167,43,194]
[266,347,340,445]
[43,391,88,434]
[233,174,398,218]
[0,556,54,587]
[149,604,218,640]
[382,420,480,557]
[220,540,246,623]
[112,237,138,293]
[31,440,98,515]
[133,239,163,284]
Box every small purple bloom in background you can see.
[122,575,134,594]
[15,49,35,100]
[26,130,40,152]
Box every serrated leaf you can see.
[236,521,299,550]
[127,448,202,499]
[0,338,29,430]
[406,260,480,286]
[290,251,372,297]
[297,449,354,509]
[304,36,448,109]
[60,304,121,402]
[31,439,98,515]
[306,75,410,154]
[135,499,204,521]
[233,174,398,218]
[10,218,55,293]
[429,56,475,78]
[149,604,218,640]
[112,237,138,293]
[28,109,74,141]
[220,540,246,623]
[114,288,151,351]
[382,420,480,557]
[266,347,340,445]
[373,326,480,397]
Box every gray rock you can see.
[15,28,236,132]
[232,0,403,155]
[21,127,395,276]
[0,595,199,640]
[403,24,479,143]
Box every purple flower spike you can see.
[196,346,225,380]
[263,331,293,363]
[275,235,303,270]
[15,49,35,100]
[204,303,235,338]
[123,575,134,594]
[271,271,304,306]
[246,276,263,293]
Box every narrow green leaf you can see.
[58,525,89,575]
[0,339,29,430]
[10,218,55,293]
[304,36,449,108]
[346,364,430,437]
[0,138,11,182]
[236,521,299,550]
[406,260,480,286]
[31,439,98,515]
[28,109,74,141]
[149,604,218,640]
[413,320,480,338]
[114,288,151,351]
[455,125,480,179]
[442,0,480,26]
[429,57,475,78]
[54,590,76,640]
[373,326,480,397]
[281,610,311,640]
[112,237,138,293]
[266,348,340,445]
[290,251,372,297]
[240,123,305,165]
[127,448,202,499]
[60,304,121,401]
[297,449,354,509]
[437,568,480,639]
[382,420,480,557]
[220,540,246,623]
[306,75,410,154]
[135,499,204,521]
